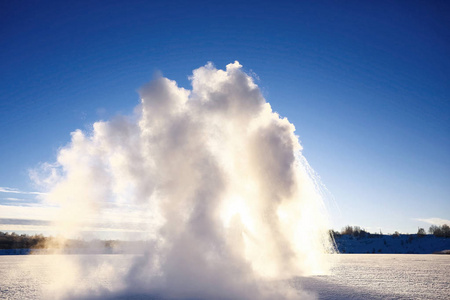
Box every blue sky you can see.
[1,0,449,235]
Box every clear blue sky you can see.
[1,0,449,234]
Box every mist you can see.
[34,61,333,299]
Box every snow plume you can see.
[36,62,333,299]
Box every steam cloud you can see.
[36,62,333,299]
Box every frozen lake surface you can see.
[0,254,449,299]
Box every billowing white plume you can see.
[37,61,333,299]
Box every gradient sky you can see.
[1,0,449,235]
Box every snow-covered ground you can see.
[0,254,449,299]
[299,254,450,299]
[334,234,450,254]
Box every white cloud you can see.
[0,186,46,195]
[2,197,25,201]
[416,218,450,226]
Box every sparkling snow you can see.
[1,254,449,299]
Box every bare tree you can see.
[417,228,426,237]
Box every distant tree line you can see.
[0,232,122,250]
[329,226,372,239]
[0,232,92,250]
[0,232,48,249]
[340,225,369,236]
[428,224,450,238]
[3,225,449,250]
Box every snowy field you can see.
[0,254,449,299]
